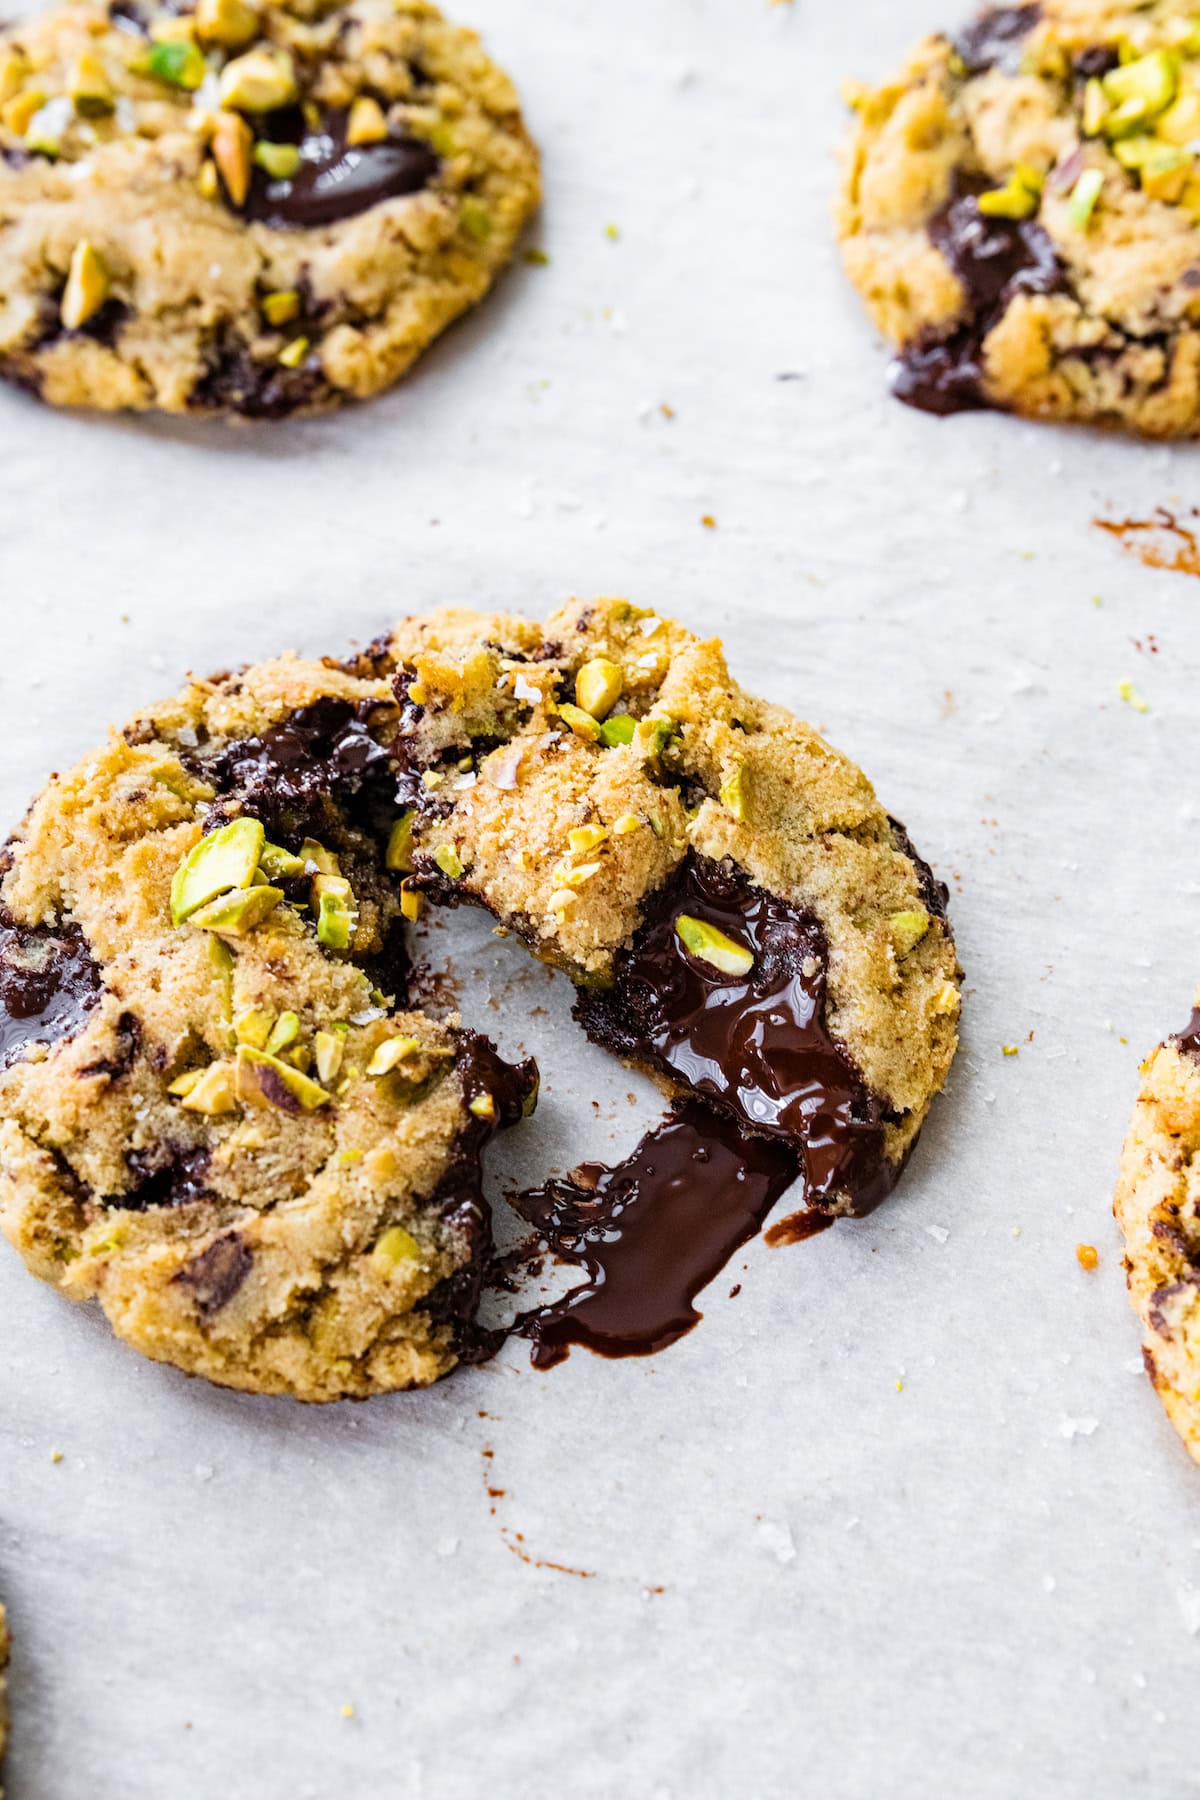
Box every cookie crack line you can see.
[0,600,961,1399]
[0,0,541,417]
[838,1,1200,435]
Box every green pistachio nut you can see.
[189,884,284,937]
[675,914,755,977]
[372,1226,420,1272]
[468,1091,496,1120]
[1067,166,1104,229]
[259,841,305,880]
[314,1029,345,1085]
[135,38,207,90]
[719,761,749,822]
[557,702,602,744]
[236,1044,331,1113]
[889,909,931,956]
[366,1036,422,1076]
[253,140,301,180]
[170,818,265,924]
[598,713,636,747]
[386,812,415,873]
[434,844,464,880]
[1101,49,1177,130]
[264,1010,300,1056]
[574,658,624,721]
[315,881,357,951]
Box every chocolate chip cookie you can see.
[0,0,540,416]
[0,656,536,1400]
[1115,1002,1200,1460]
[838,3,1200,434]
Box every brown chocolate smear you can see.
[953,4,1041,75]
[511,1102,801,1369]
[0,911,102,1071]
[1175,1008,1200,1059]
[1095,508,1200,577]
[117,1144,214,1211]
[574,853,896,1213]
[891,183,1063,417]
[243,114,439,230]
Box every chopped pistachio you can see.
[171,817,264,923]
[385,811,415,872]
[314,1030,345,1085]
[521,1073,539,1117]
[1156,86,1200,145]
[568,823,608,855]
[253,139,301,180]
[194,0,259,50]
[190,883,284,936]
[60,240,111,331]
[889,909,930,956]
[278,335,309,369]
[557,859,603,887]
[168,1068,205,1097]
[2,88,44,136]
[675,913,755,977]
[264,1010,300,1056]
[346,94,388,145]
[70,51,114,115]
[612,812,643,835]
[557,701,602,743]
[1067,166,1104,230]
[208,936,235,1019]
[0,49,29,109]
[932,981,959,1015]
[179,1060,239,1115]
[719,761,749,822]
[1082,76,1108,137]
[258,841,305,880]
[434,844,464,880]
[400,881,424,922]
[1101,48,1177,129]
[634,716,679,763]
[219,48,297,112]
[316,888,355,951]
[300,838,339,876]
[372,1225,420,1271]
[574,657,624,721]
[977,165,1042,219]
[149,15,198,44]
[134,38,207,90]
[236,1044,331,1112]
[599,713,636,748]
[1105,93,1151,137]
[261,288,300,328]
[367,1036,421,1076]
[460,195,491,240]
[1141,144,1189,201]
[288,1045,313,1074]
[212,109,253,206]
[234,1006,274,1050]
[469,1091,496,1120]
[197,159,220,200]
[547,887,577,913]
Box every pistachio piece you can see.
[314,1029,345,1085]
[2,88,44,136]
[372,1225,420,1271]
[0,49,29,109]
[719,761,749,823]
[234,1006,274,1050]
[171,817,264,924]
[219,48,297,113]
[1067,167,1104,230]
[208,936,235,1024]
[60,240,111,331]
[612,812,643,835]
[932,981,959,1015]
[634,716,679,763]
[599,714,636,748]
[434,844,464,880]
[468,1091,496,1120]
[567,823,608,855]
[888,909,930,956]
[212,108,253,206]
[236,1044,331,1113]
[300,838,339,876]
[134,38,207,90]
[675,914,755,977]
[346,95,388,145]
[1141,144,1189,201]
[557,702,601,743]
[264,1010,300,1057]
[190,884,284,937]
[1156,86,1200,146]
[261,288,300,328]
[977,165,1042,219]
[194,0,259,50]
[168,1068,205,1097]
[366,1036,421,1076]
[460,195,491,240]
[575,657,624,721]
[316,886,356,950]
[70,51,113,115]
[197,159,220,200]
[258,841,304,880]
[386,811,415,873]
[400,882,424,922]
[253,139,301,179]
[1102,48,1177,129]
[275,333,308,370]
[522,1072,540,1117]
[179,1060,239,1115]
[1082,76,1108,137]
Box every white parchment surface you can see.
[3,1,1200,1794]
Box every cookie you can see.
[356,597,962,1212]
[837,3,1200,435]
[0,0,540,416]
[1115,1003,1200,1460]
[0,657,536,1401]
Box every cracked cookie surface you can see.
[1116,1006,1200,1460]
[0,655,535,1401]
[0,0,540,416]
[838,2,1200,434]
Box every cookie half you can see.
[838,3,1200,435]
[1115,1003,1200,1459]
[0,657,536,1400]
[357,598,962,1215]
[0,0,540,416]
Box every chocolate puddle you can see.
[0,911,102,1070]
[1175,1009,1200,1060]
[511,1102,801,1369]
[242,109,440,230]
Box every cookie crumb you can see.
[1076,1243,1099,1271]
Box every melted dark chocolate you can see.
[0,911,102,1071]
[201,696,397,841]
[1175,1009,1200,1059]
[575,854,896,1213]
[512,1102,801,1369]
[189,331,326,419]
[242,113,439,230]
[175,1232,253,1316]
[118,1144,214,1211]
[892,184,1064,416]
[953,4,1041,75]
